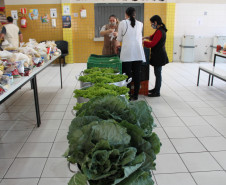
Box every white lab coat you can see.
[117,19,146,62]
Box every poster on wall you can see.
[62,16,71,28]
[29,9,39,20]
[63,5,70,15]
[50,8,57,18]
[11,10,18,20]
[40,14,50,23]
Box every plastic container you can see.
[87,54,122,74]
[131,80,149,96]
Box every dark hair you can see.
[7,16,13,23]
[150,15,167,32]
[109,14,117,19]
[126,7,136,28]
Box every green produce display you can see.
[65,95,161,185]
[78,73,128,84]
[84,67,119,74]
[74,83,129,99]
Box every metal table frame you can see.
[197,52,226,86]
[0,55,62,127]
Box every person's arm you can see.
[19,33,23,43]
[100,25,114,36]
[143,30,162,48]
[0,26,6,41]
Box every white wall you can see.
[173,3,226,62]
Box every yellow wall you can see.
[5,4,63,43]
[5,3,175,63]
[166,3,175,62]
[71,3,103,63]
[144,3,167,37]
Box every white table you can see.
[0,55,61,127]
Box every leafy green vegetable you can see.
[79,73,127,83]
[76,95,155,136]
[84,67,119,74]
[74,84,129,99]
[69,172,89,185]
[66,95,161,185]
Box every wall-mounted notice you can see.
[63,5,70,15]
[50,8,57,18]
[11,10,18,20]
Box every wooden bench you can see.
[197,52,226,86]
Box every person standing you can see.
[117,7,146,101]
[143,15,169,97]
[0,16,23,48]
[100,15,120,55]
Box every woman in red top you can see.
[143,15,169,97]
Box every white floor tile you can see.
[187,101,210,108]
[158,117,185,127]
[180,116,208,126]
[55,130,68,143]
[180,152,222,172]
[0,131,31,143]
[0,143,23,158]
[41,158,75,178]
[154,154,188,174]
[46,104,68,112]
[0,178,39,185]
[0,159,13,178]
[50,98,70,105]
[153,128,168,139]
[211,151,226,170]
[199,137,226,151]
[5,158,46,178]
[192,171,226,185]
[159,139,177,154]
[49,142,68,158]
[194,107,219,116]
[37,120,61,130]
[38,178,70,185]
[171,138,206,153]
[155,173,196,185]
[27,130,58,143]
[164,127,194,139]
[17,143,52,157]
[41,112,65,120]
[189,125,221,137]
[59,119,71,130]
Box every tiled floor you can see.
[0,62,226,185]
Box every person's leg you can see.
[132,61,142,99]
[149,66,162,97]
[122,62,132,94]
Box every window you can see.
[94,3,144,38]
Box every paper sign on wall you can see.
[80,9,87,18]
[63,5,70,15]
[74,13,78,17]
[50,8,57,18]
[11,10,18,20]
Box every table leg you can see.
[208,74,211,86]
[30,80,34,89]
[197,68,201,86]
[32,75,41,127]
[60,58,63,89]
[211,76,214,86]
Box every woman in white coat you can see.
[117,7,145,101]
